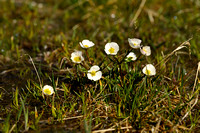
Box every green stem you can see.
[85,49,92,65]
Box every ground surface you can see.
[0,0,200,132]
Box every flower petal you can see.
[104,42,119,55]
[128,38,142,49]
[88,65,100,72]
[126,52,137,61]
[92,71,102,81]
[42,85,54,96]
[140,46,151,56]
[142,64,156,76]
[87,65,102,81]
[80,39,95,48]
[87,73,93,80]
[71,51,84,63]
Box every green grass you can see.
[0,0,200,132]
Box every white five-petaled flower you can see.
[104,42,119,55]
[42,85,54,96]
[142,64,156,76]
[87,65,102,81]
[140,46,151,56]
[80,39,95,48]
[128,38,142,49]
[71,51,84,63]
[126,52,137,61]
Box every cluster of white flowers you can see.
[128,38,155,76]
[71,39,103,81]
[70,38,156,82]
[42,38,156,96]
[128,38,151,56]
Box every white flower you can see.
[142,64,156,76]
[126,52,137,61]
[104,42,119,55]
[80,39,95,48]
[128,38,142,49]
[42,85,54,96]
[87,65,102,81]
[140,46,151,56]
[71,51,84,63]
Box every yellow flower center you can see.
[133,43,137,46]
[108,47,115,54]
[74,56,81,62]
[143,48,148,53]
[84,44,89,48]
[90,71,96,77]
[44,88,52,95]
[145,70,151,75]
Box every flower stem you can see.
[85,49,92,65]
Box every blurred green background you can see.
[0,0,199,56]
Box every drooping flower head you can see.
[105,42,119,55]
[126,52,137,61]
[71,51,84,63]
[128,38,142,49]
[142,64,156,76]
[80,39,95,48]
[42,85,54,96]
[87,65,102,81]
[140,46,151,56]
